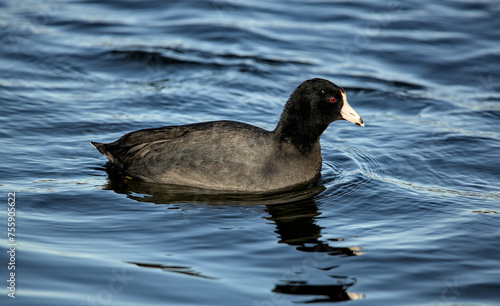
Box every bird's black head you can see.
[275,78,364,152]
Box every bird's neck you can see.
[273,115,326,154]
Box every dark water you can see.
[1,0,500,305]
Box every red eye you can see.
[330,97,337,103]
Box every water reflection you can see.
[265,201,365,303]
[98,164,365,303]
[126,262,219,280]
[274,282,364,303]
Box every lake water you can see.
[1,0,499,305]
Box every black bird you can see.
[91,78,364,192]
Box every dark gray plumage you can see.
[91,78,364,192]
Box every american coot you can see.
[91,78,364,192]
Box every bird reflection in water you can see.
[98,164,365,303]
[265,202,365,303]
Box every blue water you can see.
[1,0,500,305]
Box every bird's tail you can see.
[90,141,122,168]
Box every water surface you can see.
[1,0,499,305]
